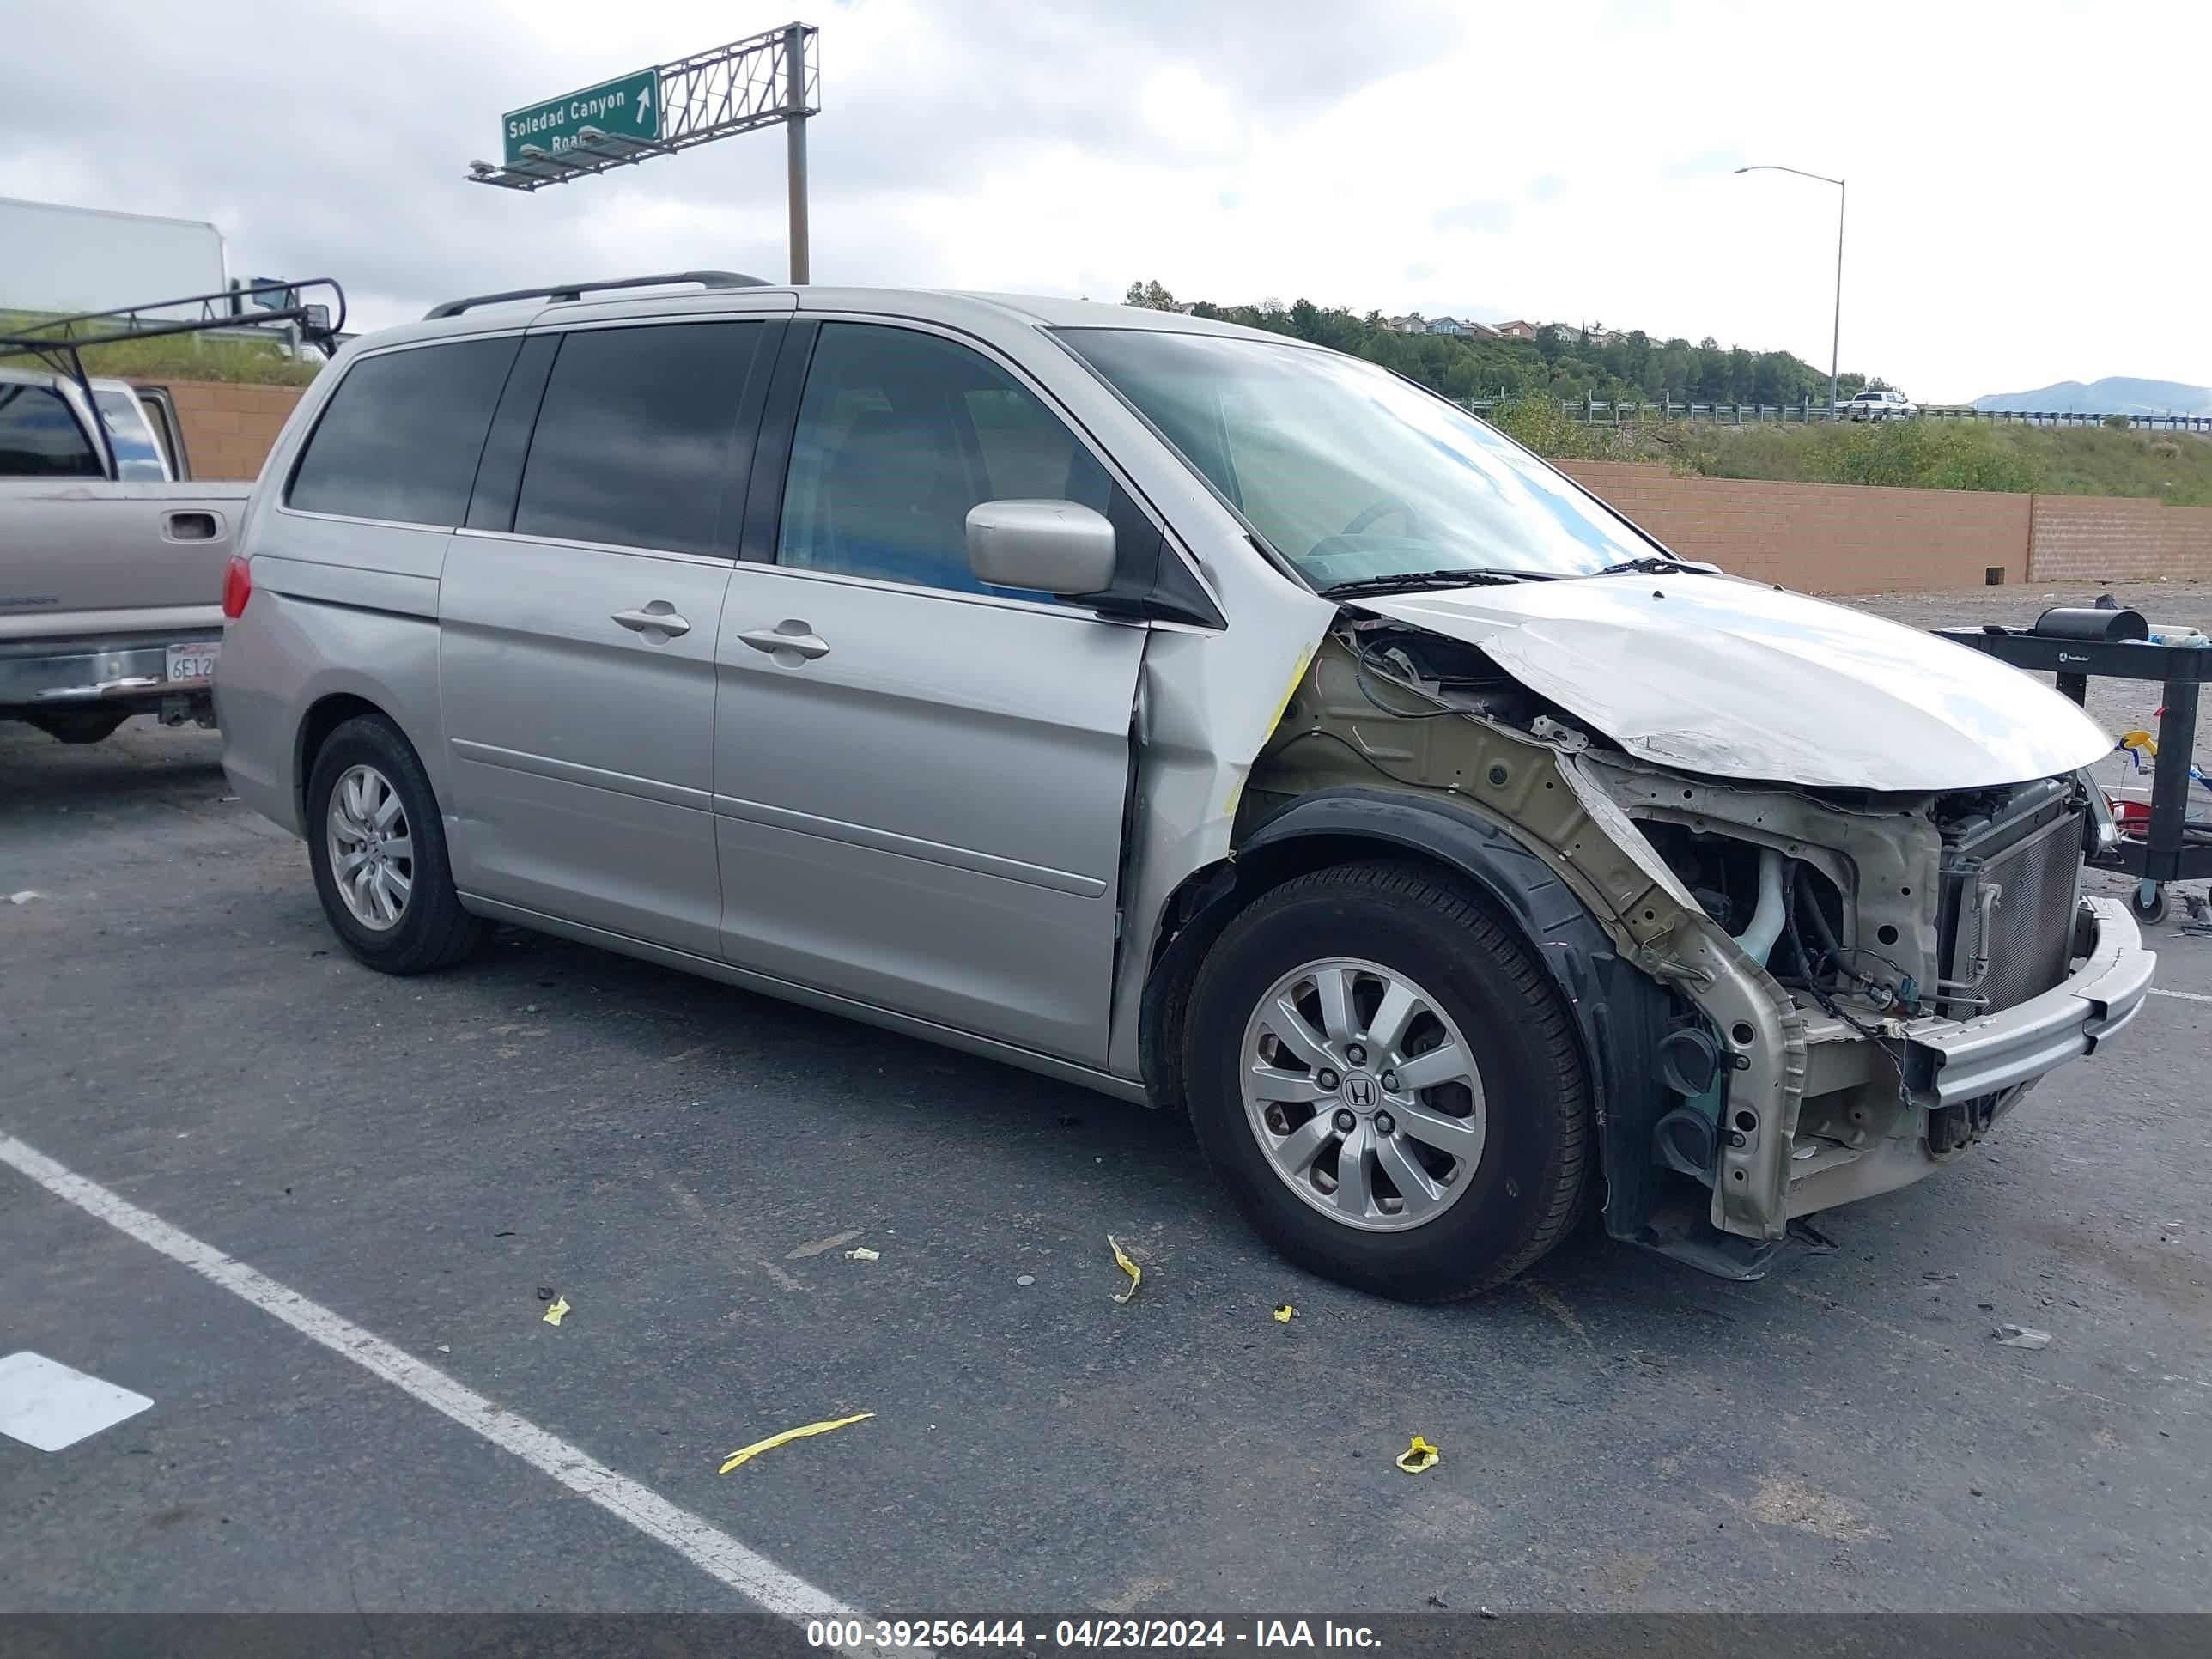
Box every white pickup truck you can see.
[0,365,250,743]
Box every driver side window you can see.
[777,323,1110,599]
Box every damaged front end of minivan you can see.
[1211,575,2156,1279]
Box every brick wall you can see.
[127,378,308,483]
[2025,495,2212,583]
[1558,461,2033,593]
[1559,461,2212,592]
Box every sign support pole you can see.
[784,22,811,284]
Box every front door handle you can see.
[736,621,830,664]
[611,602,690,640]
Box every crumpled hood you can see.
[1361,574,2113,791]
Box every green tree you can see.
[1096,281,1870,423]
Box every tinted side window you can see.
[0,383,103,479]
[288,337,519,525]
[778,323,1109,596]
[514,322,765,557]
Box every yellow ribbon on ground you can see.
[1395,1435,1441,1474]
[542,1294,571,1327]
[1273,1304,1297,1323]
[1109,1236,1142,1304]
[719,1412,874,1474]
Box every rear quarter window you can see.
[287,337,520,526]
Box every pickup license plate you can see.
[167,642,221,683]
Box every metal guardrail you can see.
[1459,397,2212,433]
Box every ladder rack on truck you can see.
[0,278,345,475]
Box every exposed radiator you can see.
[1954,810,2085,1014]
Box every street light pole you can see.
[784,21,811,284]
[1736,164,1844,413]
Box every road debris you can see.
[719,1411,873,1474]
[1995,1324,2051,1349]
[535,1286,555,1300]
[542,1294,571,1327]
[1395,1435,1442,1474]
[787,1230,862,1260]
[1016,1274,1036,1287]
[1109,1236,1142,1304]
[1273,1304,1297,1323]
[845,1246,880,1261]
[8,892,40,906]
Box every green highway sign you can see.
[503,67,661,166]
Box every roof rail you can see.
[423,271,772,319]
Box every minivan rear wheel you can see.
[1182,860,1590,1302]
[307,714,492,975]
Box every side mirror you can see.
[965,500,1115,596]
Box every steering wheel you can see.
[1341,496,1422,538]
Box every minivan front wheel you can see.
[307,714,492,975]
[1183,861,1590,1301]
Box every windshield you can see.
[1055,327,1659,587]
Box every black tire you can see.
[1182,860,1590,1302]
[305,714,493,975]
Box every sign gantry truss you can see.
[469,24,818,193]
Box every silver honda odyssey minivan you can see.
[216,273,2154,1300]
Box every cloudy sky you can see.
[3,0,2202,403]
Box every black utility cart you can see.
[1938,619,2212,924]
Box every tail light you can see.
[221,554,252,620]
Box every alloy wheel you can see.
[1238,956,1487,1233]
[326,763,413,931]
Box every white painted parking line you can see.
[0,1351,153,1450]
[2148,986,2212,1004]
[0,1132,866,1625]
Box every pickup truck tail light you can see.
[221,555,252,620]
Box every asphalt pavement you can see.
[3,690,2209,1620]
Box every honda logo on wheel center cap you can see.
[1342,1074,1376,1109]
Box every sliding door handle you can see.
[611,603,690,639]
[737,623,830,663]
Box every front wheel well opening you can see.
[295,693,387,822]
[1232,833,1479,903]
[1139,833,1534,1111]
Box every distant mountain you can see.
[1977,376,2212,416]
